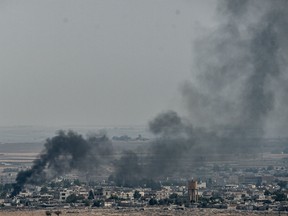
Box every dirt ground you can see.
[0,208,286,216]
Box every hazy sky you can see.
[0,0,217,126]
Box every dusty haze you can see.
[0,0,217,127]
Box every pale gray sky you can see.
[0,0,217,126]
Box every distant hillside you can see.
[0,125,150,143]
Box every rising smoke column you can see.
[111,150,143,187]
[142,0,288,174]
[147,111,221,177]
[11,130,112,197]
[147,111,194,176]
[111,111,195,183]
[182,0,288,139]
[112,111,220,184]
[13,0,288,194]
[106,0,288,184]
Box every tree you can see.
[62,179,72,188]
[93,200,103,207]
[0,191,7,199]
[277,181,287,189]
[149,198,158,205]
[66,194,77,203]
[73,179,81,186]
[45,211,52,216]
[175,198,183,206]
[274,191,287,201]
[49,181,61,189]
[264,190,271,196]
[109,194,119,200]
[40,186,48,194]
[88,190,95,200]
[54,210,62,216]
[169,193,178,199]
[133,190,141,200]
[158,199,166,205]
[83,199,90,207]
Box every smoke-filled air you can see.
[112,0,288,185]
[11,0,288,195]
[11,131,112,196]
[183,0,288,138]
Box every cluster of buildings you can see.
[1,152,288,213]
[0,164,287,213]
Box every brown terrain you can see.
[0,208,286,216]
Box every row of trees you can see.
[63,191,188,207]
[65,193,104,207]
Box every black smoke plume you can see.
[109,150,161,189]
[151,0,288,165]
[147,111,194,176]
[111,111,217,183]
[111,150,142,187]
[182,0,288,139]
[11,130,112,197]
[12,0,288,192]
[147,111,220,177]
[110,111,190,184]
[113,0,288,183]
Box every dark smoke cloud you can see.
[111,111,219,183]
[82,0,288,185]
[111,111,194,183]
[112,0,288,183]
[111,150,143,187]
[109,150,162,189]
[182,0,288,139]
[12,0,288,192]
[149,111,184,136]
[147,111,223,177]
[147,111,194,176]
[11,130,112,196]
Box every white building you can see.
[59,189,73,201]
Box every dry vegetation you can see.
[0,208,285,216]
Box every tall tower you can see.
[188,180,198,203]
